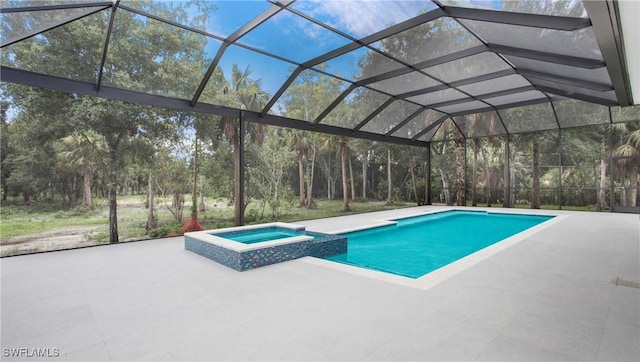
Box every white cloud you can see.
[293,0,436,38]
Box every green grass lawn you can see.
[0,196,413,244]
[0,193,600,257]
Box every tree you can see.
[531,139,540,209]
[317,135,338,200]
[1,98,14,201]
[338,135,350,211]
[218,65,268,225]
[74,97,141,243]
[56,131,106,207]
[454,129,465,206]
[155,147,191,222]
[285,129,314,207]
[471,138,481,206]
[615,122,640,207]
[248,131,295,219]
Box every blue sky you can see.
[189,0,509,114]
[202,0,442,105]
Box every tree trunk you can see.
[69,174,77,206]
[597,157,607,211]
[297,149,305,207]
[531,140,540,209]
[199,175,205,212]
[327,175,331,200]
[306,148,315,207]
[471,139,479,206]
[439,167,451,205]
[480,143,491,207]
[424,161,429,205]
[386,148,392,204]
[349,154,356,201]
[339,137,350,211]
[629,162,638,207]
[173,192,184,222]
[454,138,465,206]
[409,157,419,205]
[192,136,199,220]
[82,163,92,207]
[108,142,119,244]
[146,170,156,230]
[362,151,367,199]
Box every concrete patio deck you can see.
[1,206,639,361]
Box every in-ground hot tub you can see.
[185,222,347,271]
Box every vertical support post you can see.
[239,111,245,226]
[504,134,511,208]
[426,142,432,205]
[558,129,563,210]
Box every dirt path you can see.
[1,226,104,255]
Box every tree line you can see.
[2,0,640,247]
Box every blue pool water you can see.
[327,211,553,278]
[216,228,310,244]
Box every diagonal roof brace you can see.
[354,98,397,131]
[384,106,430,137]
[1,5,109,48]
[313,84,358,124]
[411,114,450,141]
[191,1,293,106]
[96,0,120,92]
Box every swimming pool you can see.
[326,210,553,278]
[217,227,312,244]
[185,223,346,271]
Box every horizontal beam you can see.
[442,6,591,31]
[0,2,111,13]
[533,84,618,106]
[1,67,429,148]
[517,68,613,91]
[488,44,605,69]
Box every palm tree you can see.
[615,122,640,207]
[286,129,314,207]
[219,65,269,225]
